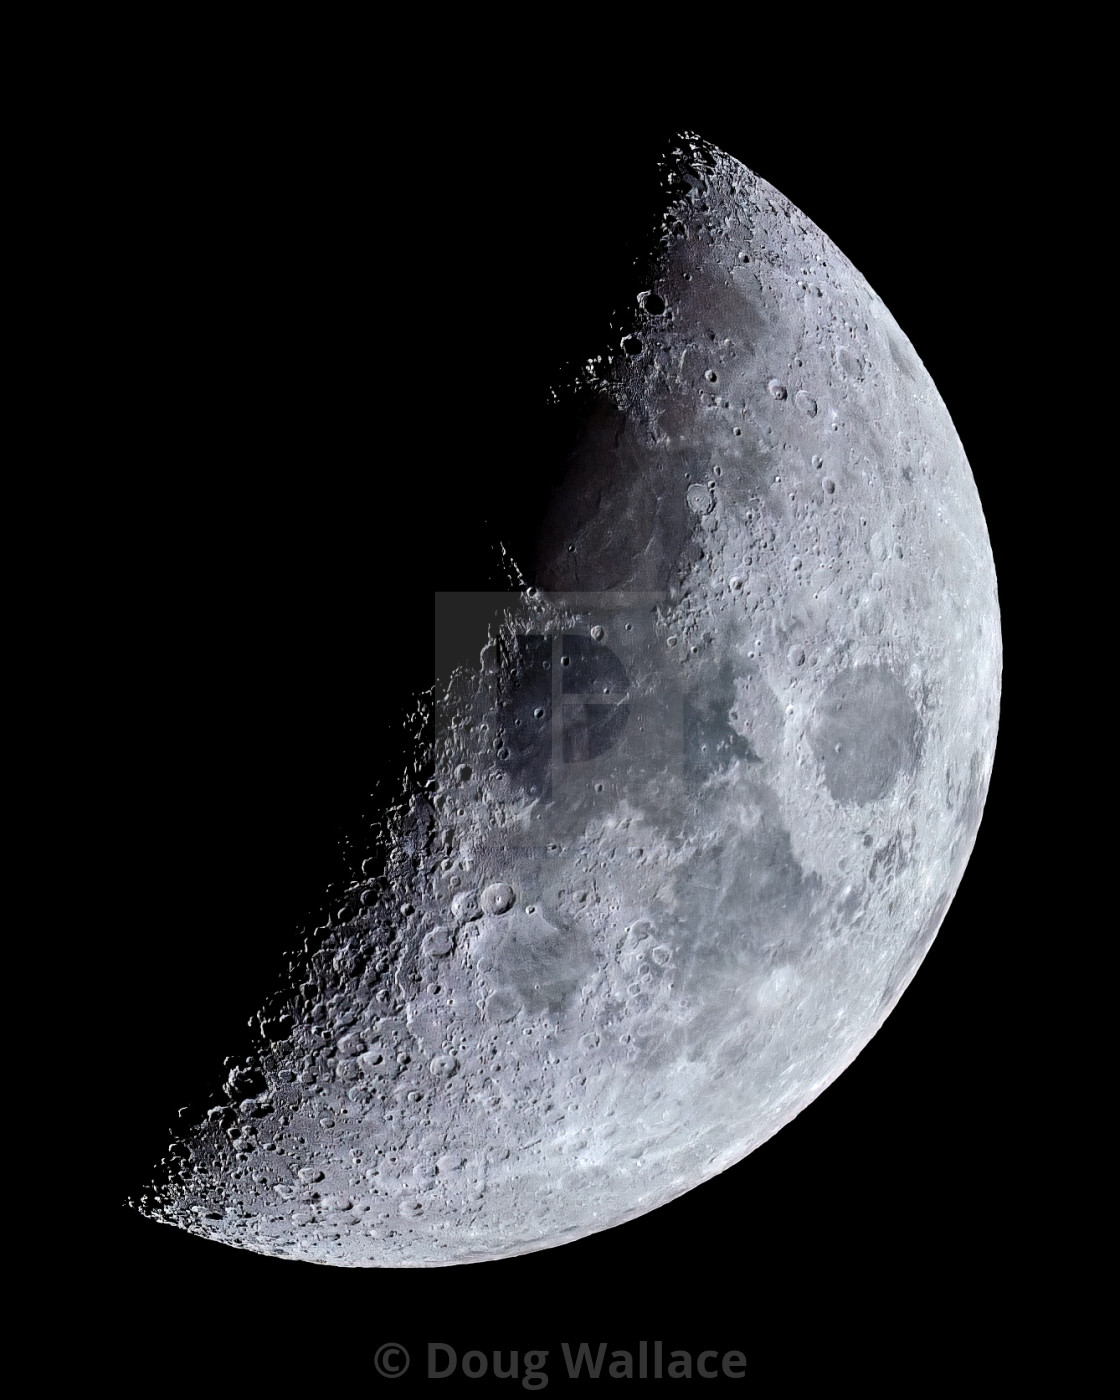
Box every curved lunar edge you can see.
[135,136,1000,1266]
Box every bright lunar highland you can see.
[136,136,1001,1265]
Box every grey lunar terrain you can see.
[137,136,1000,1265]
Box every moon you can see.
[134,134,1000,1266]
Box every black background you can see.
[92,71,1036,1386]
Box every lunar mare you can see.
[136,137,1000,1266]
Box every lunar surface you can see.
[136,136,1000,1265]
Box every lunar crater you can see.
[810,664,922,806]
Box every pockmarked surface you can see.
[136,137,1000,1265]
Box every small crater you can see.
[687,483,714,514]
[480,882,516,916]
[451,891,482,922]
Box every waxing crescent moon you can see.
[134,134,1000,1266]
